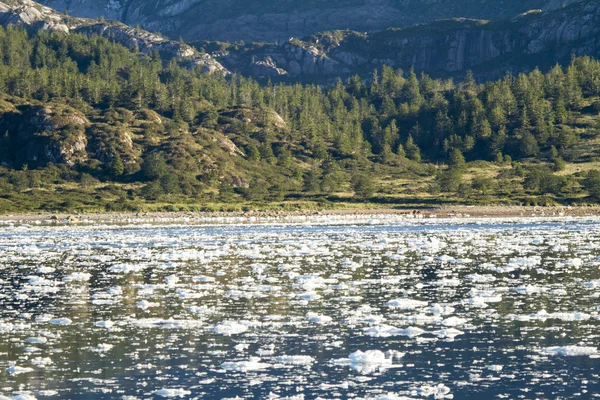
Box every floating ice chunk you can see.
[109,264,145,274]
[565,258,583,268]
[212,321,248,335]
[27,277,59,287]
[136,300,159,310]
[62,272,91,282]
[412,383,452,399]
[364,325,425,338]
[434,328,464,339]
[386,298,428,310]
[295,275,327,290]
[30,357,52,367]
[332,350,393,374]
[96,343,113,352]
[36,266,55,274]
[541,346,598,356]
[95,321,115,329]
[365,394,412,400]
[49,318,72,326]
[306,312,332,325]
[487,365,503,372]
[426,304,455,316]
[192,276,215,283]
[6,365,34,375]
[298,292,321,301]
[274,355,315,365]
[234,343,249,352]
[583,280,600,288]
[126,318,204,329]
[510,286,546,295]
[442,317,468,327]
[0,395,38,400]
[25,337,48,344]
[465,274,496,283]
[154,388,192,398]
[220,357,270,372]
[165,275,179,286]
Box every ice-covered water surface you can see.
[2,217,600,399]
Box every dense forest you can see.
[1,25,600,212]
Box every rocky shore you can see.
[1,205,600,224]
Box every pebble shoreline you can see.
[1,205,600,223]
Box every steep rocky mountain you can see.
[0,0,227,73]
[209,0,600,80]
[39,0,581,43]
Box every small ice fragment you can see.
[306,312,332,325]
[62,272,92,282]
[220,357,270,372]
[212,321,248,335]
[386,299,428,310]
[25,337,48,344]
[153,388,192,398]
[540,346,598,356]
[136,300,159,310]
[6,365,34,375]
[332,350,393,374]
[49,318,72,326]
[165,275,179,286]
[95,321,115,329]
[96,343,113,352]
[274,355,315,365]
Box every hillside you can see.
[207,0,600,80]
[39,0,580,43]
[1,26,600,212]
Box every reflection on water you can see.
[1,218,600,399]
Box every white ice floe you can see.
[442,317,468,327]
[109,264,145,274]
[154,388,192,398]
[94,321,115,329]
[0,395,38,400]
[274,355,315,365]
[95,343,113,352]
[49,318,72,326]
[62,272,92,282]
[6,366,34,376]
[306,312,332,325]
[25,337,47,344]
[364,325,426,338]
[386,298,428,310]
[212,321,249,335]
[434,328,464,339]
[540,346,598,357]
[220,357,270,372]
[136,300,160,310]
[411,383,452,399]
[332,350,394,374]
[508,310,591,322]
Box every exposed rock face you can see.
[214,1,600,79]
[14,105,89,166]
[0,0,228,74]
[38,0,582,43]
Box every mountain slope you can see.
[0,0,228,73]
[210,0,600,80]
[39,0,581,43]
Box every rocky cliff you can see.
[0,0,228,73]
[212,1,600,79]
[39,0,583,43]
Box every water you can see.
[1,217,600,399]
